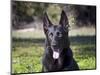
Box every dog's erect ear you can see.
[43,12,52,33]
[59,10,69,28]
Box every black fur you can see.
[42,10,79,72]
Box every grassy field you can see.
[12,27,96,73]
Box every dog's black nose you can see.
[51,45,58,49]
[52,45,57,47]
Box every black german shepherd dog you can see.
[42,10,79,72]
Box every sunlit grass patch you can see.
[12,43,44,73]
[78,57,96,70]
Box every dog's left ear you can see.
[59,10,69,28]
[43,12,53,33]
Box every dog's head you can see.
[43,10,70,59]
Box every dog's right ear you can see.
[59,10,69,28]
[43,12,52,33]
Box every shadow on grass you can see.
[70,35,96,45]
[12,35,96,47]
[12,38,45,44]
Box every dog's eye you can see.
[57,32,62,37]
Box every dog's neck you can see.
[44,45,73,70]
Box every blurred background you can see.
[12,1,96,73]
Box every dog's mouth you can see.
[53,50,59,59]
[51,47,61,59]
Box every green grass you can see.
[12,43,43,73]
[12,28,96,73]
